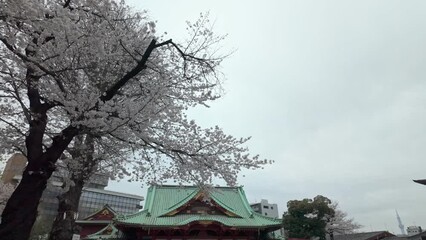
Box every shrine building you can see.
[77,204,117,238]
[85,185,283,240]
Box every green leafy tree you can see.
[283,195,334,240]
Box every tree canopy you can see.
[0,0,270,239]
[283,196,361,240]
[283,195,334,240]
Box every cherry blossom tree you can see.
[0,0,269,239]
[326,202,361,240]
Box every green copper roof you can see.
[115,185,282,229]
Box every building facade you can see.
[407,226,423,236]
[1,153,27,184]
[76,204,117,238]
[79,188,143,219]
[250,199,283,238]
[250,199,280,218]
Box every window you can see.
[263,205,269,209]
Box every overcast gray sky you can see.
[108,0,426,234]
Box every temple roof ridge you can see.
[114,185,282,229]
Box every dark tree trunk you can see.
[48,179,84,240]
[49,134,96,240]
[0,126,77,240]
[0,44,73,240]
[0,164,53,240]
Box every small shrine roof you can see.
[83,204,117,221]
[414,179,426,185]
[85,223,121,239]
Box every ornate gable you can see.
[84,204,116,221]
[175,199,227,216]
[99,225,114,235]
[163,191,238,217]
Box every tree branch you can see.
[119,40,139,62]
[100,39,157,102]
[155,39,215,71]
[42,125,80,167]
[63,0,72,8]
[0,118,26,138]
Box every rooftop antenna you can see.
[395,210,406,235]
